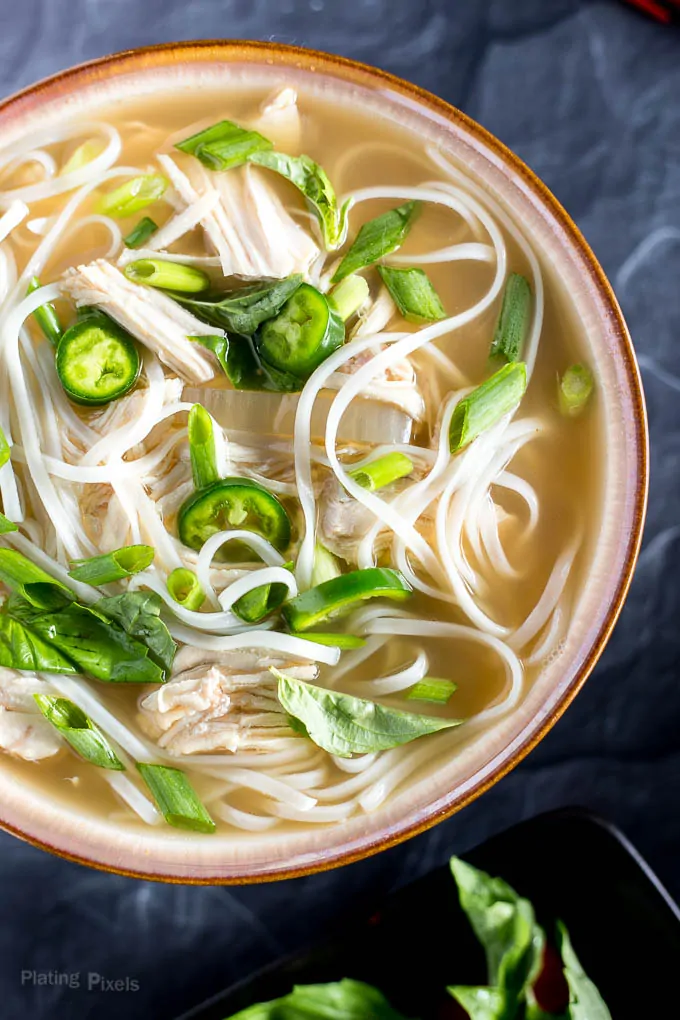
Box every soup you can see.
[0,82,599,837]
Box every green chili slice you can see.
[123,216,159,249]
[282,567,412,632]
[124,259,210,294]
[490,273,532,363]
[34,695,125,770]
[257,283,345,380]
[178,478,292,554]
[68,545,154,585]
[449,363,527,453]
[167,568,205,612]
[56,309,141,406]
[136,763,216,834]
[27,277,63,347]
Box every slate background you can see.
[0,1,677,1017]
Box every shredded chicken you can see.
[157,153,318,279]
[0,669,61,761]
[252,87,302,153]
[138,660,317,756]
[61,260,218,384]
[317,477,380,564]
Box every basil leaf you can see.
[7,595,164,684]
[332,202,421,282]
[0,547,74,609]
[0,513,17,535]
[0,611,77,673]
[557,923,612,1020]
[34,695,125,770]
[0,426,9,469]
[225,979,409,1020]
[448,986,510,1020]
[274,669,463,758]
[177,275,303,335]
[95,591,176,675]
[192,334,302,393]
[176,119,273,172]
[249,150,349,250]
[450,858,546,1006]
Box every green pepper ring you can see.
[178,477,292,554]
[55,313,141,406]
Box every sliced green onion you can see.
[98,174,168,218]
[282,567,412,632]
[0,425,9,470]
[377,265,446,323]
[34,695,125,770]
[123,216,159,249]
[176,119,273,172]
[188,404,219,491]
[136,763,216,834]
[59,139,102,177]
[293,632,366,650]
[124,258,210,294]
[449,363,527,453]
[490,273,532,363]
[0,547,72,608]
[558,363,594,417]
[0,513,17,534]
[332,201,421,282]
[27,276,62,347]
[406,678,458,704]
[311,543,343,588]
[328,274,370,322]
[167,568,205,612]
[68,545,154,585]
[348,452,413,492]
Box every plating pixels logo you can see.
[21,971,140,992]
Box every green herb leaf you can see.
[192,334,302,393]
[123,216,158,249]
[0,425,9,470]
[558,365,594,418]
[557,922,612,1020]
[98,174,168,218]
[34,695,125,770]
[0,548,74,610]
[447,986,510,1020]
[249,150,348,250]
[0,612,77,673]
[0,514,17,535]
[27,276,63,347]
[274,669,463,758]
[68,545,155,586]
[490,274,532,363]
[224,979,409,1020]
[95,591,176,675]
[176,119,273,172]
[333,201,421,282]
[377,265,446,323]
[136,763,216,834]
[406,678,457,704]
[450,363,527,453]
[178,275,303,335]
[450,857,545,1004]
[167,568,205,612]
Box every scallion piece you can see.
[123,216,159,249]
[558,363,594,417]
[449,363,527,453]
[59,139,102,177]
[311,543,342,588]
[328,274,369,322]
[124,258,210,294]
[293,632,366,650]
[332,201,421,282]
[188,404,219,491]
[406,678,458,704]
[68,545,155,585]
[176,119,273,172]
[490,273,532,363]
[0,513,17,535]
[27,276,62,347]
[98,174,168,218]
[167,568,205,612]
[0,425,9,470]
[136,763,216,834]
[348,452,414,492]
[34,695,125,770]
[377,265,446,323]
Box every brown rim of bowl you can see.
[0,40,649,884]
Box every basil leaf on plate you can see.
[178,275,303,335]
[274,669,463,758]
[450,857,545,1005]
[557,922,612,1020]
[225,978,409,1020]
[249,150,349,250]
[95,591,176,675]
[332,201,421,282]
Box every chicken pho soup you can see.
[0,85,598,836]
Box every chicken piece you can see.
[252,87,302,153]
[157,153,318,279]
[317,477,380,564]
[0,669,61,761]
[61,260,218,384]
[138,661,317,756]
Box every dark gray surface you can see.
[0,1,676,1017]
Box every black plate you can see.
[177,808,680,1019]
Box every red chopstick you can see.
[624,0,680,22]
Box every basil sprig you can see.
[332,201,421,282]
[225,979,408,1020]
[557,923,612,1020]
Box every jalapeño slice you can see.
[257,283,345,380]
[56,309,141,406]
[178,478,292,554]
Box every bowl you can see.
[0,41,648,882]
